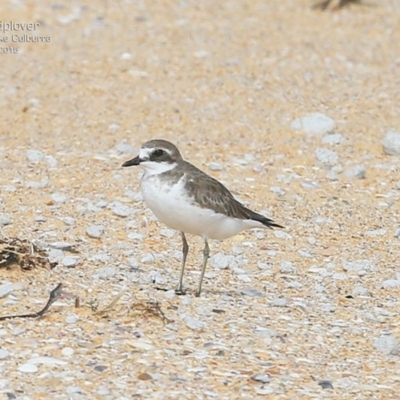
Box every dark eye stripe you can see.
[154,149,164,157]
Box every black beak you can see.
[122,156,142,167]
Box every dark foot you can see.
[175,288,187,296]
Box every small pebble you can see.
[48,249,64,263]
[318,380,334,389]
[1,184,16,192]
[313,216,330,224]
[160,228,175,238]
[127,257,139,267]
[62,257,80,268]
[62,217,76,226]
[29,356,68,365]
[61,347,75,357]
[26,178,49,189]
[138,372,153,380]
[344,164,366,179]
[93,267,116,279]
[51,193,67,203]
[0,349,10,359]
[280,261,297,273]
[95,200,108,208]
[315,148,339,165]
[18,363,38,373]
[382,279,400,289]
[210,252,234,269]
[97,386,111,395]
[238,288,264,297]
[128,232,144,240]
[0,215,12,226]
[89,253,111,263]
[321,304,336,313]
[301,181,318,189]
[129,340,154,350]
[374,330,399,355]
[183,315,205,331]
[332,273,348,280]
[232,245,243,255]
[291,113,336,135]
[208,162,223,171]
[298,249,314,258]
[287,281,303,289]
[125,190,142,202]
[382,130,400,155]
[253,164,263,173]
[257,262,271,270]
[236,274,252,282]
[274,231,292,240]
[86,224,105,239]
[366,229,387,237]
[271,297,287,307]
[342,260,375,272]
[120,52,133,60]
[322,133,344,145]
[27,98,40,108]
[270,186,285,196]
[148,270,164,285]
[26,149,45,163]
[49,242,75,251]
[108,201,133,217]
[251,374,270,384]
[45,155,58,168]
[308,237,317,245]
[141,253,155,264]
[65,314,79,324]
[326,169,339,180]
[114,140,135,154]
[232,267,246,275]
[12,328,24,336]
[353,286,369,296]
[0,282,14,298]
[255,328,277,338]
[66,386,83,395]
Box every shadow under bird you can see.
[122,139,283,297]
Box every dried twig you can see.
[96,288,128,315]
[313,0,362,10]
[94,286,171,324]
[0,237,57,270]
[130,300,172,325]
[0,283,63,321]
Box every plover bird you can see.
[122,139,283,297]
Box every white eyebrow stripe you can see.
[140,147,172,159]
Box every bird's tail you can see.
[250,212,284,229]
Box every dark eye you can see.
[153,149,164,157]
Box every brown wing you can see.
[182,162,283,229]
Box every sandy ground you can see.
[1,0,400,399]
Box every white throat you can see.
[139,160,178,176]
[138,148,178,176]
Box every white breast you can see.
[140,173,264,240]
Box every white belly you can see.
[141,175,263,240]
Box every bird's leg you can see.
[176,231,188,295]
[196,238,210,297]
